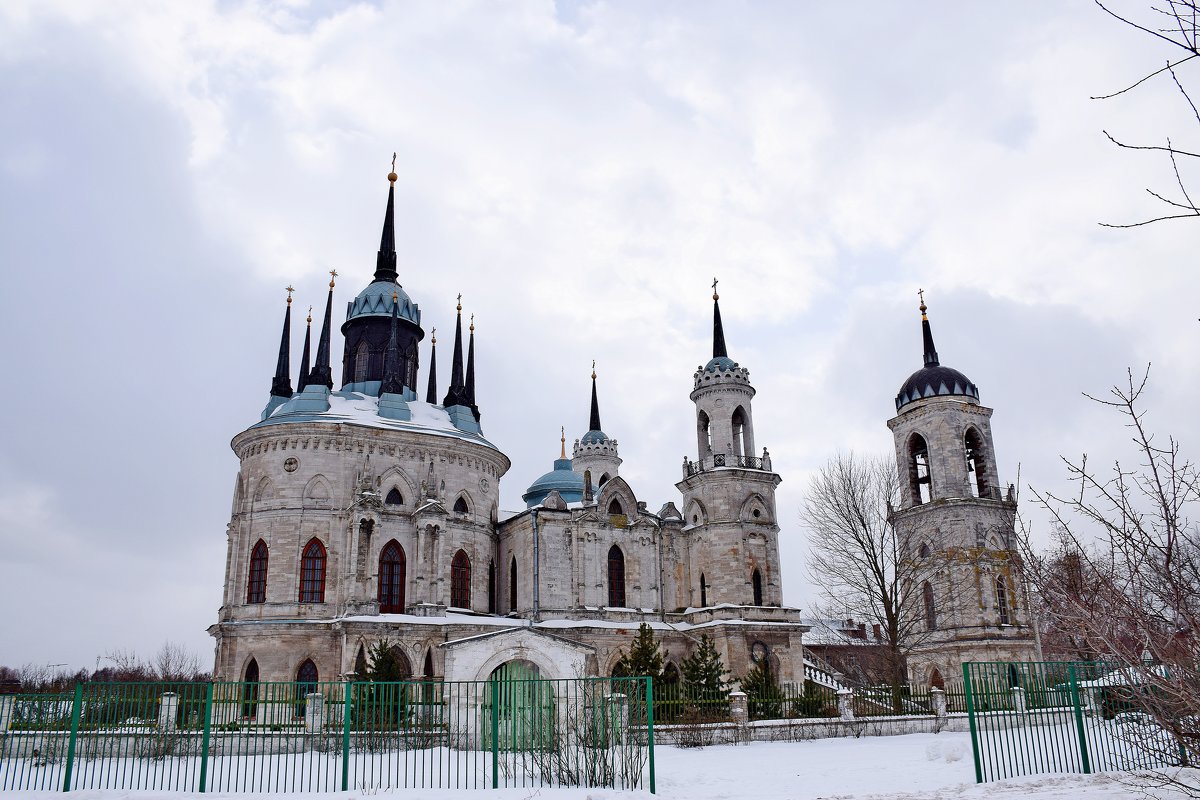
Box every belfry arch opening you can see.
[697,410,712,458]
[965,427,989,499]
[732,406,749,458]
[908,433,932,505]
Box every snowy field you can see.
[6,731,1199,799]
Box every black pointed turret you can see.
[270,296,294,398]
[920,302,940,367]
[381,293,405,395]
[374,181,398,283]
[307,279,335,390]
[442,302,469,408]
[425,331,438,404]
[712,294,728,359]
[465,319,480,421]
[297,311,312,392]
[588,371,602,433]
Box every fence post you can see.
[341,681,352,792]
[837,688,855,721]
[61,682,83,792]
[158,692,179,732]
[0,694,11,733]
[304,692,323,733]
[1011,686,1026,717]
[931,687,947,718]
[198,682,213,793]
[1067,664,1092,774]
[963,664,983,784]
[490,678,499,789]
[645,677,655,795]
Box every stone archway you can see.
[483,660,555,751]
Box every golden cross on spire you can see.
[918,287,927,319]
[591,359,596,380]
[391,152,397,172]
[560,426,566,459]
[329,269,338,288]
[712,276,719,300]
[286,285,294,304]
[470,313,475,332]
[456,293,462,312]
[431,327,436,345]
[307,305,313,323]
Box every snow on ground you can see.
[8,731,1199,799]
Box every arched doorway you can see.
[483,660,554,750]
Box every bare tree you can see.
[1022,367,1200,780]
[802,453,954,703]
[152,641,204,683]
[1095,0,1200,227]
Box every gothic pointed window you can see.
[509,556,517,611]
[487,560,496,614]
[700,573,708,608]
[923,581,937,631]
[751,568,763,606]
[608,499,623,515]
[354,340,369,382]
[247,539,268,604]
[385,487,404,506]
[908,434,932,505]
[242,658,259,718]
[299,538,327,603]
[450,549,471,609]
[697,410,712,457]
[378,540,406,613]
[354,646,367,677]
[295,659,318,716]
[996,576,1010,625]
[454,496,469,515]
[965,428,989,499]
[918,542,931,559]
[732,406,748,458]
[608,545,626,608]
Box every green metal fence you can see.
[964,661,1187,783]
[0,677,654,793]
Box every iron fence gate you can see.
[0,677,654,793]
[963,661,1187,783]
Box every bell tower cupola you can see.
[572,363,621,486]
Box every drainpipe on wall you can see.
[531,508,541,624]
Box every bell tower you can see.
[677,282,782,610]
[888,293,1036,684]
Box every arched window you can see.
[359,518,374,538]
[965,428,990,499]
[487,560,496,614]
[697,410,712,457]
[599,473,610,487]
[378,540,406,613]
[354,340,369,381]
[923,581,937,631]
[354,646,367,677]
[246,540,268,603]
[608,545,626,608]
[732,406,748,457]
[700,573,708,608]
[454,496,469,515]
[509,556,517,611]
[996,576,1010,625]
[751,568,763,606]
[295,659,318,716]
[385,487,404,506]
[299,539,326,603]
[450,550,471,609]
[242,659,259,719]
[918,542,931,558]
[608,498,624,515]
[908,434,932,505]
[929,667,945,690]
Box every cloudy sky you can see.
[1,1,1197,673]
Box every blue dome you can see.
[346,280,420,325]
[704,355,737,372]
[895,365,979,411]
[581,429,609,444]
[523,458,588,507]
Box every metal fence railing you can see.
[0,678,654,793]
[964,662,1186,783]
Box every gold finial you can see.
[591,359,596,380]
[307,305,313,324]
[918,288,927,319]
[456,293,462,313]
[469,313,474,333]
[388,152,397,184]
[286,285,294,305]
[560,426,566,459]
[329,269,338,288]
[431,327,436,345]
[712,276,719,301]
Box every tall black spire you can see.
[919,289,940,367]
[465,315,480,421]
[270,288,294,398]
[425,328,438,404]
[375,160,399,283]
[712,278,728,359]
[588,362,602,433]
[442,295,469,407]
[307,271,336,390]
[297,306,312,392]
[381,291,405,395]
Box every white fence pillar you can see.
[1011,686,1026,715]
[931,687,947,718]
[305,692,324,733]
[158,692,178,732]
[0,696,12,732]
[837,688,855,721]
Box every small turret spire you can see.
[381,291,404,395]
[712,277,728,359]
[425,327,438,404]
[442,294,469,407]
[588,360,602,433]
[297,306,312,392]
[560,426,566,459]
[307,271,337,390]
[270,287,295,398]
[465,313,480,421]
[918,288,940,367]
[374,157,399,283]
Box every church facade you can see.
[208,171,810,688]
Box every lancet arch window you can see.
[732,406,748,457]
[354,340,370,382]
[996,576,1010,625]
[378,540,406,613]
[385,487,404,506]
[751,568,763,606]
[700,573,708,608]
[697,410,712,457]
[450,550,471,609]
[242,659,259,719]
[608,545,626,608]
[487,560,496,614]
[908,434,932,505]
[246,540,268,604]
[453,496,470,515]
[509,556,517,612]
[295,659,318,715]
[922,581,937,631]
[299,539,326,603]
[965,427,989,499]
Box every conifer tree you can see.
[613,623,663,680]
[680,634,729,702]
[365,639,409,681]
